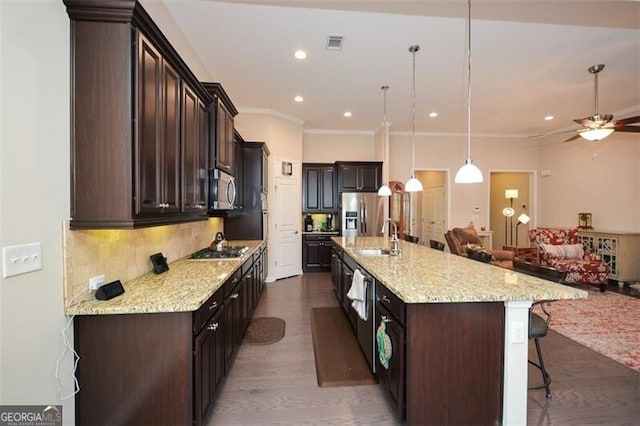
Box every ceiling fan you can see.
[565,64,640,142]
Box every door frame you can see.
[487,169,538,250]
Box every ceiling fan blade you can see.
[564,133,582,142]
[614,125,640,133]
[613,115,640,126]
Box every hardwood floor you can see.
[209,272,640,425]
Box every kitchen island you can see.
[332,236,587,426]
[66,240,266,426]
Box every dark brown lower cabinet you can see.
[74,248,267,426]
[302,234,333,272]
[373,287,505,424]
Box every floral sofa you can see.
[528,228,610,292]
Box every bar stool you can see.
[513,258,566,399]
[404,235,419,243]
[429,240,445,251]
[529,302,553,398]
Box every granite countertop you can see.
[332,236,587,304]
[65,240,264,316]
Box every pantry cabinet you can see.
[64,0,211,229]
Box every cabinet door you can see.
[339,165,360,191]
[321,167,337,211]
[215,101,234,175]
[182,86,208,214]
[376,305,405,418]
[194,308,223,426]
[320,241,333,268]
[136,33,181,216]
[223,287,241,373]
[303,166,320,211]
[358,164,381,192]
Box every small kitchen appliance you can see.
[305,214,314,232]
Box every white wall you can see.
[302,131,377,162]
[538,133,640,231]
[1,1,75,423]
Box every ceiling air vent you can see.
[326,34,344,50]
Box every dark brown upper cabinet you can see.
[336,162,382,192]
[64,0,212,229]
[302,163,337,213]
[202,83,238,177]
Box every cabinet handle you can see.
[381,315,392,323]
[231,293,239,299]
[207,322,219,331]
[208,301,217,310]
[232,278,238,284]
[382,295,391,304]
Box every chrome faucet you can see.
[381,218,400,255]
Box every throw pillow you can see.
[540,243,584,259]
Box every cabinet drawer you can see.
[376,283,405,324]
[194,289,223,334]
[223,270,241,298]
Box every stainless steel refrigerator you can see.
[341,192,385,238]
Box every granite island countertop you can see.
[65,240,264,316]
[332,236,587,304]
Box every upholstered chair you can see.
[444,225,514,269]
[528,228,610,292]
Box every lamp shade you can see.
[454,159,483,184]
[505,189,519,199]
[405,176,423,192]
[517,213,530,224]
[579,128,614,141]
[377,184,392,196]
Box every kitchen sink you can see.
[354,248,392,257]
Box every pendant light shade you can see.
[454,0,483,184]
[405,44,423,193]
[378,85,392,197]
[454,159,483,184]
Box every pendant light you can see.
[377,85,392,196]
[405,44,423,193]
[454,0,484,184]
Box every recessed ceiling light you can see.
[429,112,438,118]
[343,111,352,118]
[544,115,554,121]
[294,95,304,103]
[294,50,307,60]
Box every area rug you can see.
[310,307,377,387]
[535,289,640,372]
[244,317,285,345]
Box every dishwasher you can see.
[345,254,377,373]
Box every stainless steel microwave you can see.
[208,169,237,210]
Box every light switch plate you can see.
[2,243,43,278]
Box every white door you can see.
[423,185,446,245]
[273,173,301,280]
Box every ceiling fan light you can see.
[454,159,484,184]
[405,176,423,192]
[377,184,392,197]
[580,127,614,141]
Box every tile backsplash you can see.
[63,218,223,307]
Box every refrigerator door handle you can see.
[362,201,367,234]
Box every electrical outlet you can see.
[510,321,525,344]
[89,274,106,291]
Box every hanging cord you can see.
[55,290,88,400]
[409,45,420,174]
[466,0,473,160]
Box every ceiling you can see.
[162,0,640,139]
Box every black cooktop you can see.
[189,246,249,260]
